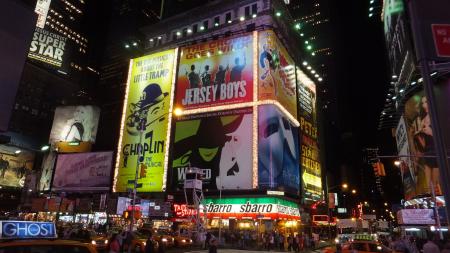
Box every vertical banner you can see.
[39,151,56,191]
[34,0,52,29]
[404,91,442,197]
[297,68,322,200]
[114,49,177,192]
[258,30,297,117]
[258,105,299,193]
[170,108,253,191]
[395,116,416,200]
[175,34,254,110]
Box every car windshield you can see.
[0,245,91,253]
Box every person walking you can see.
[423,234,440,253]
[279,233,285,251]
[209,238,218,253]
[108,234,121,253]
[145,232,155,253]
[288,234,294,252]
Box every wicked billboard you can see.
[114,49,177,192]
[175,34,253,110]
[170,108,253,191]
[258,105,300,193]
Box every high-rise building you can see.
[110,0,325,231]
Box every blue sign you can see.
[0,221,56,239]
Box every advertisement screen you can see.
[175,34,253,110]
[28,27,68,68]
[52,151,113,191]
[114,50,177,192]
[170,108,253,191]
[258,30,297,117]
[258,105,299,193]
[297,68,322,200]
[38,152,56,191]
[49,106,100,144]
[404,91,441,197]
[0,146,34,188]
[395,117,416,200]
[116,197,150,217]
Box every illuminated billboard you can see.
[404,91,441,197]
[203,197,300,220]
[258,105,299,193]
[49,106,100,144]
[0,146,34,188]
[170,108,253,191]
[395,116,416,200]
[34,0,52,29]
[52,152,113,191]
[28,28,68,68]
[258,30,297,118]
[175,34,254,111]
[297,67,322,200]
[114,49,177,192]
[38,151,56,191]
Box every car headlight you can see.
[377,246,382,250]
[143,242,146,246]
[182,239,186,243]
[335,238,339,243]
[162,238,168,242]
[104,240,108,244]
[91,240,96,245]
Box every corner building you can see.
[113,0,323,234]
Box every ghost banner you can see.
[175,34,253,110]
[114,50,177,192]
[170,108,253,191]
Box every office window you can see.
[182,28,187,37]
[252,4,257,14]
[193,24,198,33]
[245,6,250,17]
[203,20,209,30]
[214,16,220,27]
[226,12,232,23]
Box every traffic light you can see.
[372,162,386,177]
[372,163,380,176]
[122,210,141,220]
[139,163,147,178]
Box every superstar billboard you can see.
[52,151,113,191]
[114,50,177,192]
[170,108,253,191]
[404,91,441,197]
[28,27,68,68]
[49,106,101,144]
[175,34,253,110]
[297,68,322,199]
[258,105,299,193]
[258,30,297,118]
[0,146,34,188]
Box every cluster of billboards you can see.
[112,30,320,197]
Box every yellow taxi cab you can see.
[123,231,159,253]
[0,221,97,253]
[138,229,174,248]
[341,235,386,253]
[68,228,109,251]
[173,233,193,247]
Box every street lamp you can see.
[384,202,388,206]
[342,183,348,189]
[351,189,357,194]
[394,160,401,166]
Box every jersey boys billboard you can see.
[114,50,177,192]
[258,30,297,118]
[175,34,253,110]
[170,108,253,191]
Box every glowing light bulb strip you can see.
[113,59,134,192]
[162,48,179,191]
[252,30,259,189]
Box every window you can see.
[172,32,177,40]
[252,4,257,14]
[245,6,250,17]
[182,28,187,37]
[214,16,220,27]
[193,24,198,33]
[203,20,209,30]
[226,12,232,23]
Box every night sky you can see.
[328,0,403,204]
